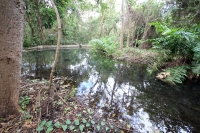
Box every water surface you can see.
[22,49,200,133]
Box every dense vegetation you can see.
[23,0,200,84]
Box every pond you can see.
[22,49,200,133]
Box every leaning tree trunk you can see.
[48,0,62,91]
[0,0,24,117]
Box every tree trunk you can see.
[0,0,24,117]
[98,13,105,38]
[48,0,62,90]
[126,14,131,48]
[34,0,44,40]
[120,0,124,50]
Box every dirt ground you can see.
[0,77,133,133]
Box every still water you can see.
[22,49,200,133]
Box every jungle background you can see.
[23,0,200,84]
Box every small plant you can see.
[57,101,63,105]
[69,88,77,98]
[36,116,131,132]
[64,107,71,114]
[36,120,53,133]
[23,111,32,120]
[19,96,32,110]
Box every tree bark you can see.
[126,13,131,48]
[98,13,105,38]
[0,0,24,117]
[48,0,62,90]
[120,0,124,50]
[34,0,44,40]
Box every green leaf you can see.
[86,123,90,127]
[46,121,52,127]
[101,121,105,126]
[82,118,87,123]
[75,119,80,125]
[46,126,53,133]
[79,124,84,132]
[54,122,60,128]
[87,109,91,114]
[96,125,100,131]
[77,113,82,117]
[66,119,71,125]
[62,124,68,131]
[91,120,95,125]
[106,126,109,131]
[70,125,75,130]
[36,126,43,131]
[192,64,200,76]
[40,120,47,126]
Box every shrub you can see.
[151,22,198,61]
[89,37,118,56]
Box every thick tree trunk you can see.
[0,0,24,117]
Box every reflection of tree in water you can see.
[87,54,148,119]
[22,49,90,84]
[136,81,200,132]
[22,49,200,132]
[22,50,55,79]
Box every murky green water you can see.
[22,49,200,133]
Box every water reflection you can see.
[22,49,200,133]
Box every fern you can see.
[165,66,188,84]
[192,64,200,76]
[193,42,200,63]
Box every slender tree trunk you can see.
[34,0,44,40]
[120,0,124,49]
[99,13,105,38]
[26,15,35,40]
[48,0,62,90]
[0,0,24,117]
[126,14,131,47]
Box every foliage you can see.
[192,64,200,76]
[151,22,198,60]
[69,87,78,98]
[164,66,189,84]
[19,96,32,110]
[36,114,128,132]
[147,51,169,74]
[40,7,56,29]
[89,37,118,56]
[168,0,200,27]
[193,42,200,63]
[192,43,200,75]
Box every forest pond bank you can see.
[21,48,200,133]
